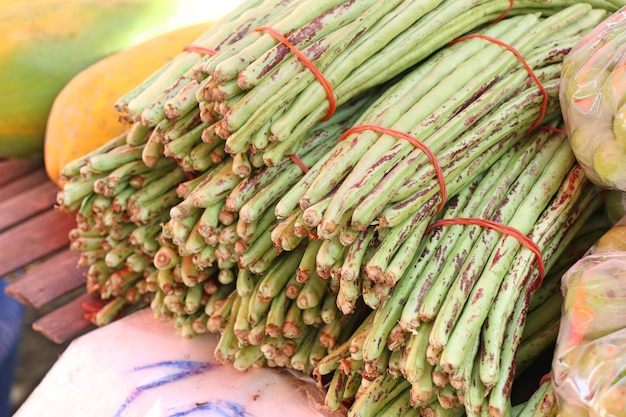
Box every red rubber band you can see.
[339,124,447,213]
[449,34,547,134]
[540,372,552,385]
[82,301,102,313]
[289,154,309,173]
[426,217,546,284]
[565,244,581,261]
[253,26,336,121]
[82,300,106,320]
[490,0,514,24]
[538,126,566,135]
[183,45,218,56]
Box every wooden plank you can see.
[0,158,44,187]
[0,181,60,232]
[0,168,51,201]
[4,249,85,309]
[0,209,76,277]
[32,292,100,345]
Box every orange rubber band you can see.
[339,124,447,213]
[183,45,218,56]
[449,34,547,134]
[289,154,309,173]
[426,217,546,284]
[490,0,514,24]
[253,26,336,121]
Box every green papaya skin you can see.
[0,0,214,159]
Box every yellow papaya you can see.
[44,22,212,186]
[0,0,220,160]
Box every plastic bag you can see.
[559,7,626,191]
[605,190,626,223]
[551,218,626,417]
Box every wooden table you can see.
[1,158,96,344]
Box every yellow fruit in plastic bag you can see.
[560,6,626,191]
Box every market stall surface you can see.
[0,157,90,415]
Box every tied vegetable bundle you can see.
[55,1,623,416]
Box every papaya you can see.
[44,22,212,186]
[0,0,219,160]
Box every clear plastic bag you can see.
[559,7,626,191]
[551,217,626,417]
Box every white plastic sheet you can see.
[13,309,335,417]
